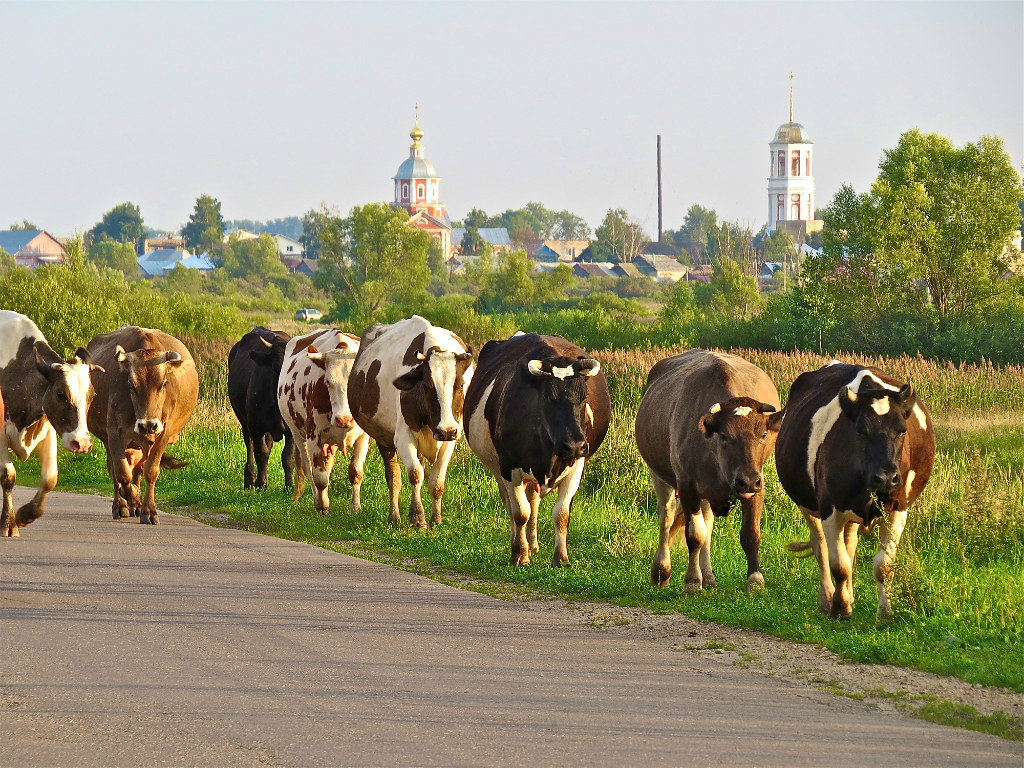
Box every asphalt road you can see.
[0,488,1019,767]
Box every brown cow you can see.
[87,326,199,524]
[635,350,783,592]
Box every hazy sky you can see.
[1,1,1020,237]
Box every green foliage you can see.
[463,202,591,241]
[592,208,648,262]
[223,216,303,240]
[88,238,138,277]
[695,256,762,318]
[316,202,430,327]
[181,194,226,253]
[0,248,14,273]
[666,204,718,263]
[8,219,38,231]
[459,224,488,257]
[301,205,338,259]
[222,234,288,281]
[90,202,144,245]
[476,250,536,312]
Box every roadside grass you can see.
[15,346,1023,696]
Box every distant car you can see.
[294,308,324,322]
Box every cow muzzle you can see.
[333,414,356,429]
[870,469,901,493]
[433,426,459,442]
[63,435,93,454]
[135,418,164,436]
[733,474,763,498]
[556,439,587,461]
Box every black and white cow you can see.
[228,327,296,490]
[348,316,473,528]
[464,332,610,567]
[0,311,102,536]
[775,361,936,620]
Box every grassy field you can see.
[18,340,1023,693]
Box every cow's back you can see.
[0,311,44,368]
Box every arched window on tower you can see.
[778,150,786,176]
[402,183,409,200]
[791,150,800,176]
[417,183,425,200]
[791,194,801,220]
[777,194,784,222]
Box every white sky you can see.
[1,1,1020,237]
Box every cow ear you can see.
[393,366,423,391]
[838,386,859,420]
[455,348,473,362]
[115,345,128,367]
[307,345,327,370]
[250,350,274,366]
[34,342,63,379]
[74,347,104,373]
[698,412,719,438]
[767,409,786,433]
[757,403,777,414]
[896,383,914,404]
[164,351,185,368]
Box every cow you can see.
[463,332,610,567]
[228,327,296,490]
[774,362,936,621]
[0,311,101,537]
[87,326,199,525]
[348,316,473,528]
[635,350,784,593]
[276,328,371,515]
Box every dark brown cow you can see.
[0,311,101,537]
[87,326,199,524]
[463,332,610,566]
[775,362,936,620]
[635,350,783,592]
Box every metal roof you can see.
[393,157,440,180]
[0,230,44,254]
[771,122,813,144]
[451,228,511,248]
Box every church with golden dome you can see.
[767,75,822,237]
[391,108,453,258]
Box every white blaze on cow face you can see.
[733,406,753,417]
[870,397,891,415]
[313,348,359,430]
[551,365,574,380]
[427,350,462,439]
[52,359,95,453]
[805,369,901,487]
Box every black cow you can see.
[464,333,611,567]
[228,327,296,489]
[775,362,936,621]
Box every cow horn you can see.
[307,349,325,361]
[115,345,127,364]
[416,352,426,361]
[527,359,547,377]
[897,383,914,403]
[259,337,273,348]
[841,386,857,404]
[709,403,721,414]
[163,351,182,364]
[758,403,778,414]
[578,358,601,377]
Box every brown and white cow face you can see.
[698,397,784,498]
[116,345,186,438]
[307,345,360,431]
[393,345,473,441]
[35,343,102,453]
[837,382,915,501]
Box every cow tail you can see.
[785,541,815,558]
[160,454,188,470]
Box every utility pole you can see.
[657,134,663,243]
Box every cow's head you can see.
[116,345,187,438]
[522,355,601,461]
[698,397,784,498]
[838,381,914,500]
[307,344,360,430]
[34,342,103,453]
[393,345,474,441]
[250,335,288,370]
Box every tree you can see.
[223,234,287,281]
[459,225,488,257]
[301,205,339,259]
[88,239,139,277]
[552,211,591,240]
[316,202,431,325]
[819,131,1021,318]
[592,208,648,262]
[426,238,447,282]
[700,256,762,318]
[534,262,575,304]
[8,219,38,231]
[477,250,536,312]
[181,194,226,253]
[670,204,718,262]
[90,202,144,245]
[705,220,755,268]
[461,208,490,229]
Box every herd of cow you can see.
[0,309,936,621]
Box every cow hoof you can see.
[703,571,718,588]
[683,580,702,596]
[551,555,569,568]
[746,573,765,592]
[4,525,19,537]
[510,552,530,567]
[876,605,894,624]
[651,563,671,588]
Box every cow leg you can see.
[823,510,856,619]
[874,507,908,622]
[699,500,717,588]
[843,519,860,614]
[290,427,308,501]
[308,440,336,515]
[139,444,165,524]
[253,432,273,489]
[378,444,403,526]
[739,493,765,591]
[348,432,371,512]
[15,427,57,529]
[241,423,257,489]
[281,429,296,489]
[525,482,541,553]
[800,506,833,614]
[128,450,144,516]
[505,478,532,566]
[1,441,16,537]
[551,458,585,567]
[426,439,457,526]
[650,473,677,587]
[397,438,427,529]
[680,489,706,594]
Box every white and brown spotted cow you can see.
[0,311,102,537]
[348,316,473,528]
[277,328,371,515]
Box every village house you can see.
[0,230,66,268]
[137,248,215,278]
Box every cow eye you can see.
[160,380,168,391]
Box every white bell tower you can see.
[767,73,816,232]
